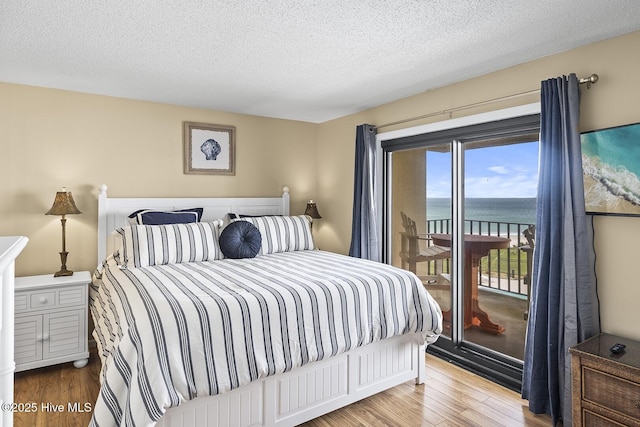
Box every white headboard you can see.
[97,184,290,266]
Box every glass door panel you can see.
[460,139,538,361]
[390,143,451,338]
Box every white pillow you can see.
[115,220,223,268]
[233,215,314,255]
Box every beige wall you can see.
[0,84,317,276]
[316,30,640,340]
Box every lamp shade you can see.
[304,200,321,219]
[45,188,81,216]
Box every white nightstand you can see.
[14,271,90,372]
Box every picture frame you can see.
[581,122,640,216]
[183,122,235,175]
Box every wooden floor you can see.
[12,351,551,427]
[13,352,101,427]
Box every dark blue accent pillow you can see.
[219,221,262,259]
[128,208,204,223]
[136,211,199,225]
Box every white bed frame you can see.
[96,184,427,427]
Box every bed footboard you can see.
[156,333,426,427]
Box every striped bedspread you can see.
[89,250,442,427]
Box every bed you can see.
[90,185,442,427]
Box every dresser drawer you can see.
[583,366,640,421]
[584,409,632,427]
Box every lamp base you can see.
[54,268,74,277]
[54,251,74,277]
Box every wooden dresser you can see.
[570,333,640,426]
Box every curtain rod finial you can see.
[580,74,599,88]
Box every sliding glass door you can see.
[384,114,539,390]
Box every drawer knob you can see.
[39,297,48,304]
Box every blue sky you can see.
[426,142,539,198]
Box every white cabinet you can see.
[14,271,90,372]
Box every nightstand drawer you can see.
[29,291,55,309]
[15,286,85,314]
[583,367,640,421]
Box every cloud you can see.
[465,173,538,197]
[487,166,509,174]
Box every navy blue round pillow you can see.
[219,221,262,259]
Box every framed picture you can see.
[183,122,235,175]
[581,122,640,216]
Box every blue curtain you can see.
[349,124,380,261]
[522,74,600,426]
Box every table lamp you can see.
[304,200,322,219]
[45,187,81,277]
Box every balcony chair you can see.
[399,211,451,288]
[520,224,535,320]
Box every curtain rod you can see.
[375,73,599,131]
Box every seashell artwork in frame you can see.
[183,121,236,175]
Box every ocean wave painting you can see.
[581,122,640,216]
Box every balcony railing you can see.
[426,219,534,297]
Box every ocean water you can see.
[427,197,536,233]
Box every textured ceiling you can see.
[2,1,640,123]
